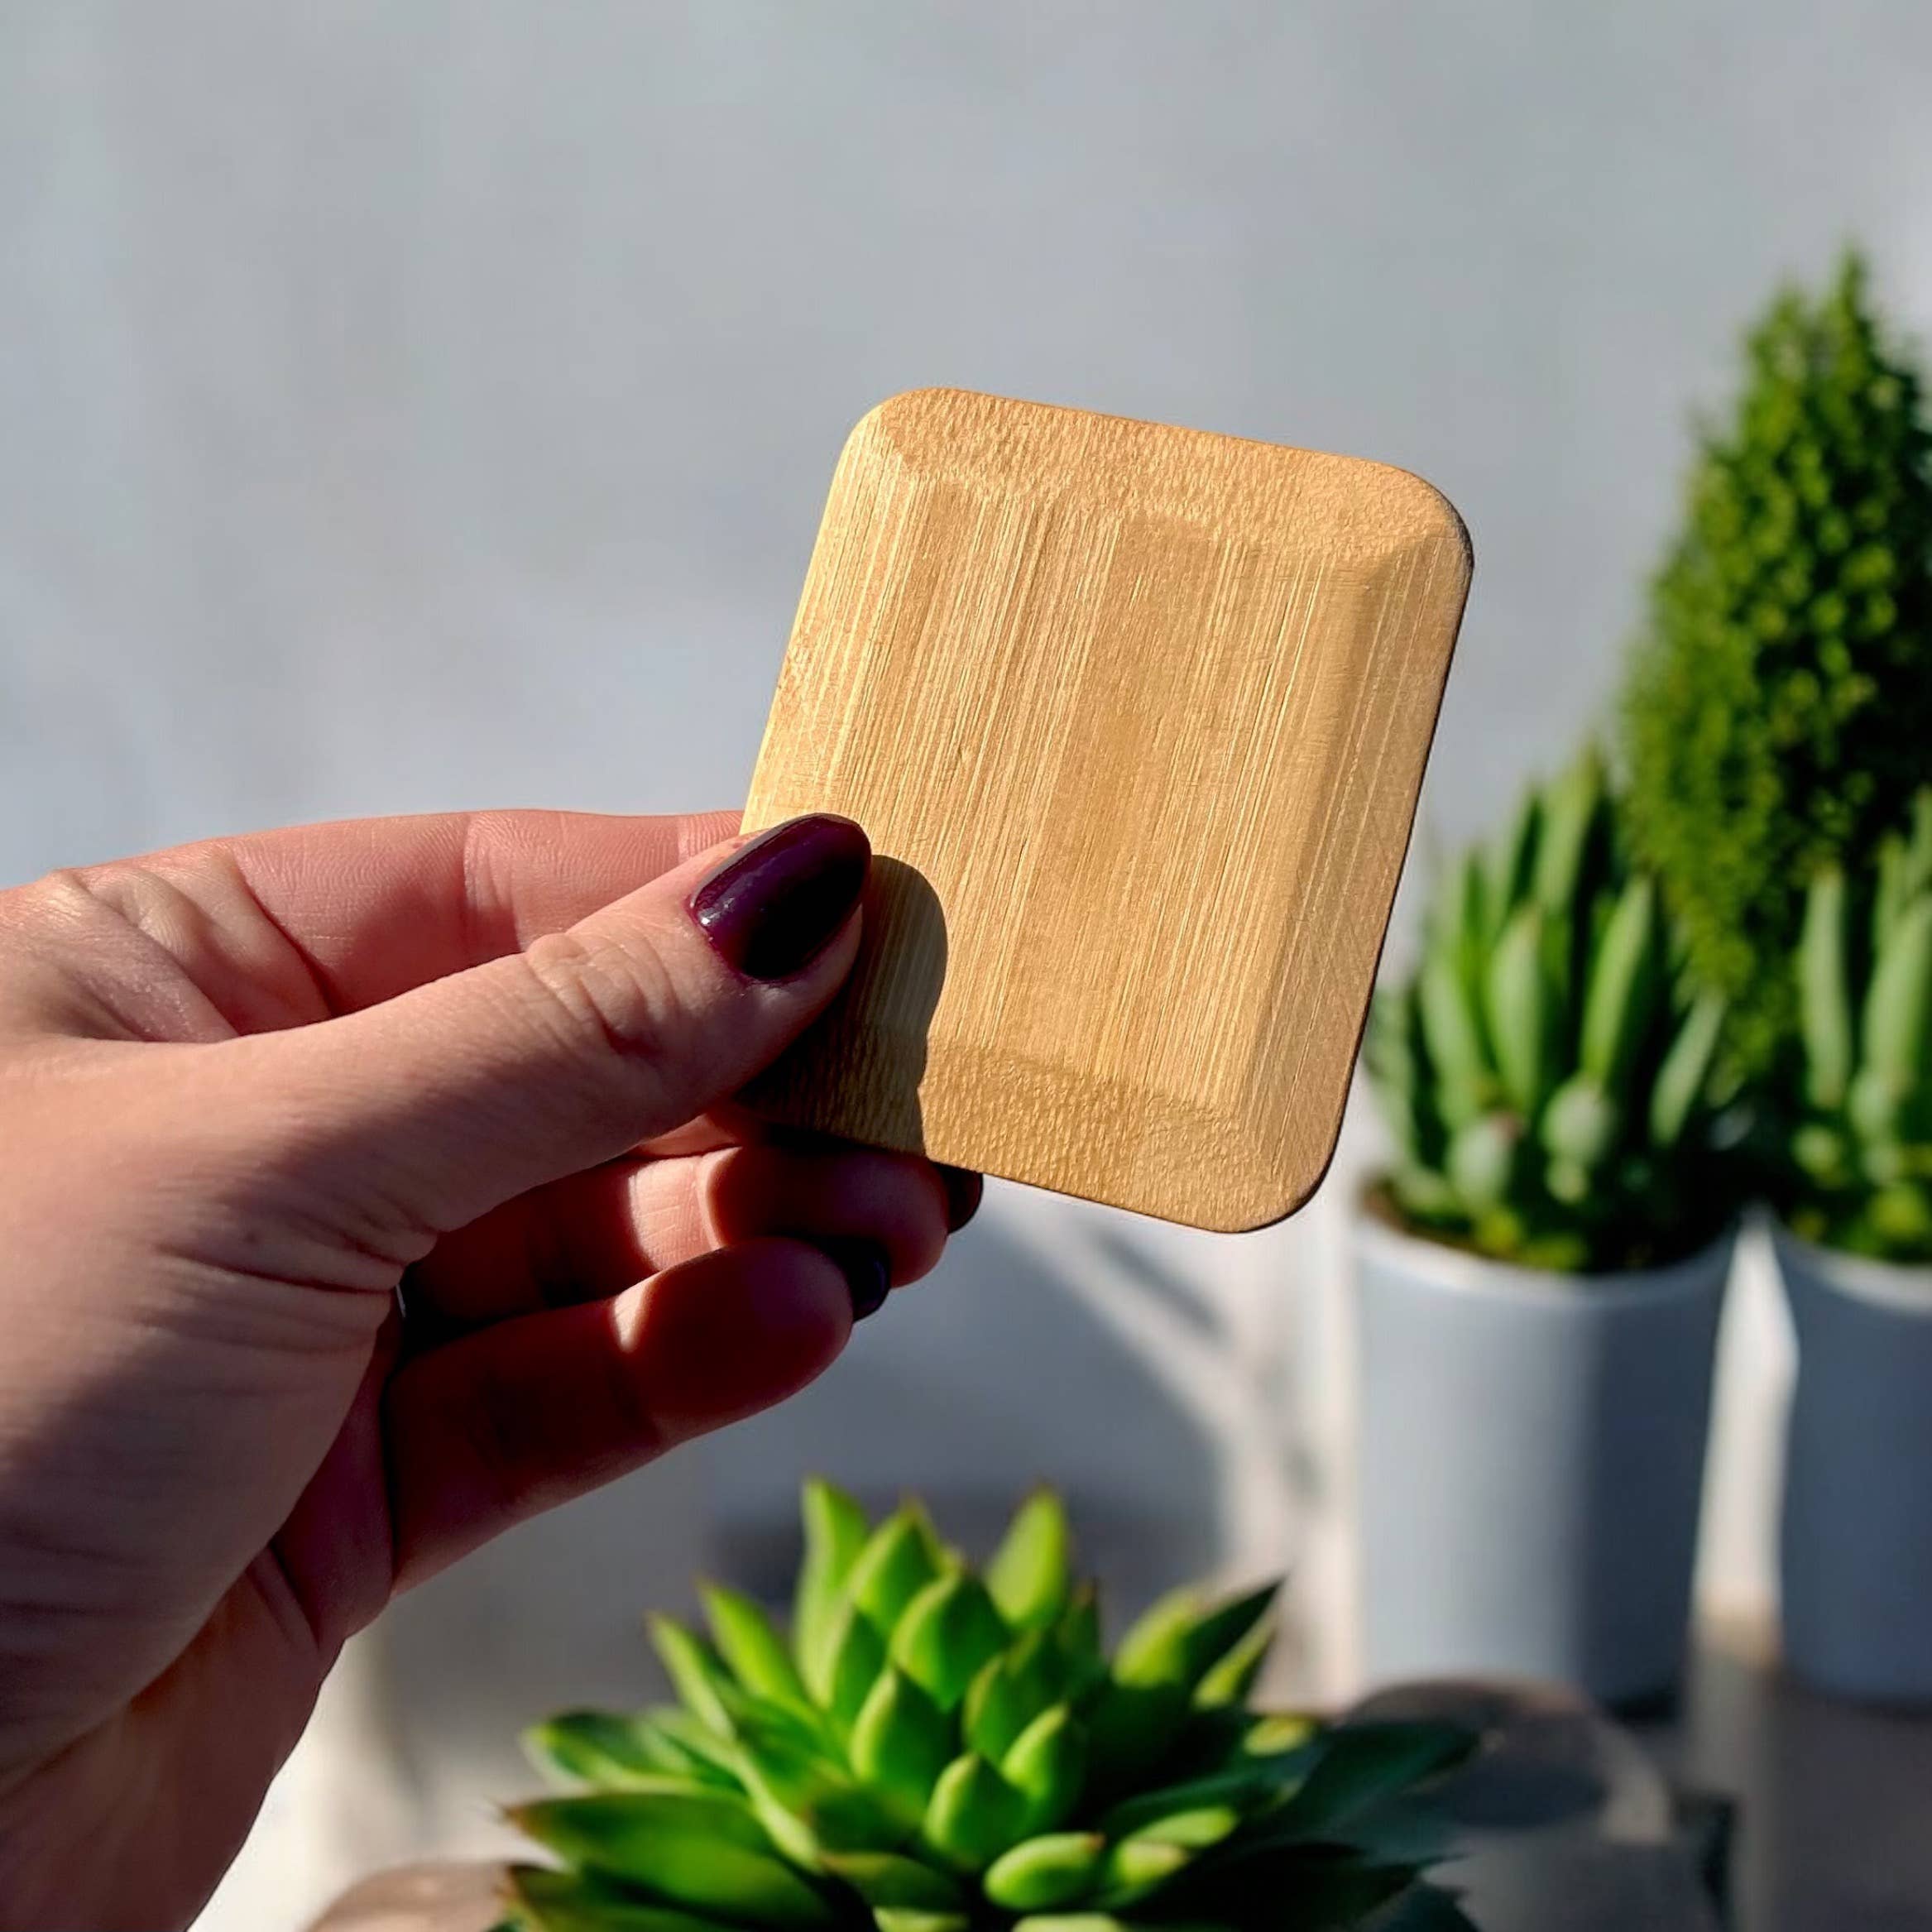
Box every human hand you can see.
[0,808,977,1930]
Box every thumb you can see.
[242,813,869,1239]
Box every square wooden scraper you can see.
[741,389,1470,1230]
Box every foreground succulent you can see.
[1366,749,1736,1272]
[1785,789,1932,1260]
[496,1484,1474,1932]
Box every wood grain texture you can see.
[743,389,1469,1230]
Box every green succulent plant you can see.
[496,1484,1476,1932]
[1366,749,1736,1273]
[1783,789,1932,1261]
[1623,251,1932,1079]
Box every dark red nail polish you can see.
[940,1165,984,1232]
[688,815,870,980]
[816,1237,891,1321]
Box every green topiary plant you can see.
[1783,789,1932,1261]
[1364,749,1736,1273]
[493,1484,1478,1932]
[1623,251,1932,1079]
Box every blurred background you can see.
[4,4,1932,1927]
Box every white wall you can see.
[5,5,1932,1926]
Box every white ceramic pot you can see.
[1773,1221,1932,1704]
[1354,1215,1733,1708]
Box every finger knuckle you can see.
[517,928,691,1076]
[593,1316,669,1457]
[458,1350,548,1522]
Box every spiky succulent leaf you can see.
[1483,785,1541,939]
[504,1864,731,1932]
[1191,1613,1275,1710]
[636,1707,745,1789]
[964,1629,1062,1762]
[704,1584,812,1712]
[982,1832,1107,1912]
[1531,750,1604,917]
[793,1480,870,1690]
[524,1711,679,1789]
[1485,905,1551,1115]
[1863,900,1932,1109]
[1111,1588,1200,1687]
[1177,1584,1282,1689]
[1124,1803,1244,1850]
[1111,1582,1280,1699]
[1417,951,1490,1132]
[850,1667,955,1824]
[1800,868,1856,1112]
[1784,791,1932,1260]
[848,1506,946,1632]
[1001,1705,1086,1834]
[819,1852,968,1913]
[1008,1917,1137,1932]
[1247,1723,1474,1843]
[1649,991,1727,1150]
[1365,755,1738,1271]
[1092,1834,1194,1908]
[730,1702,901,1856]
[922,1752,1028,1870]
[873,1908,973,1932]
[873,1901,973,1932]
[1579,877,1661,1093]
[508,1795,837,1928]
[892,1570,1011,1712]
[1049,1589,1105,1700]
[507,1786,767,1856]
[873,1913,970,1932]
[1541,1075,1618,1172]
[1243,1712,1322,1758]
[1100,1769,1287,1841]
[985,1491,1074,1632]
[648,1618,737,1738]
[814,1598,889,1733]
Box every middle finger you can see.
[405,1142,965,1328]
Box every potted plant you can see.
[1771,792,1932,1701]
[1357,750,1739,1708]
[1622,251,1932,1084]
[490,1483,1479,1931]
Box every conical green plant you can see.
[1783,788,1932,1260]
[1623,251,1932,1078]
[1366,750,1738,1272]
[497,1484,1476,1932]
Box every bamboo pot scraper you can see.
[741,389,1470,1230]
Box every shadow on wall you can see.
[304,1211,1230,1867]
[208,1197,1245,1931]
[701,1208,1226,1624]
[352,1459,709,1848]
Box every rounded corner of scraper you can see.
[1164,1142,1327,1235]
[844,387,966,458]
[1209,1177,1320,1235]
[1376,463,1475,585]
[1195,1087,1364,1234]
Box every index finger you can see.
[123,808,744,1014]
